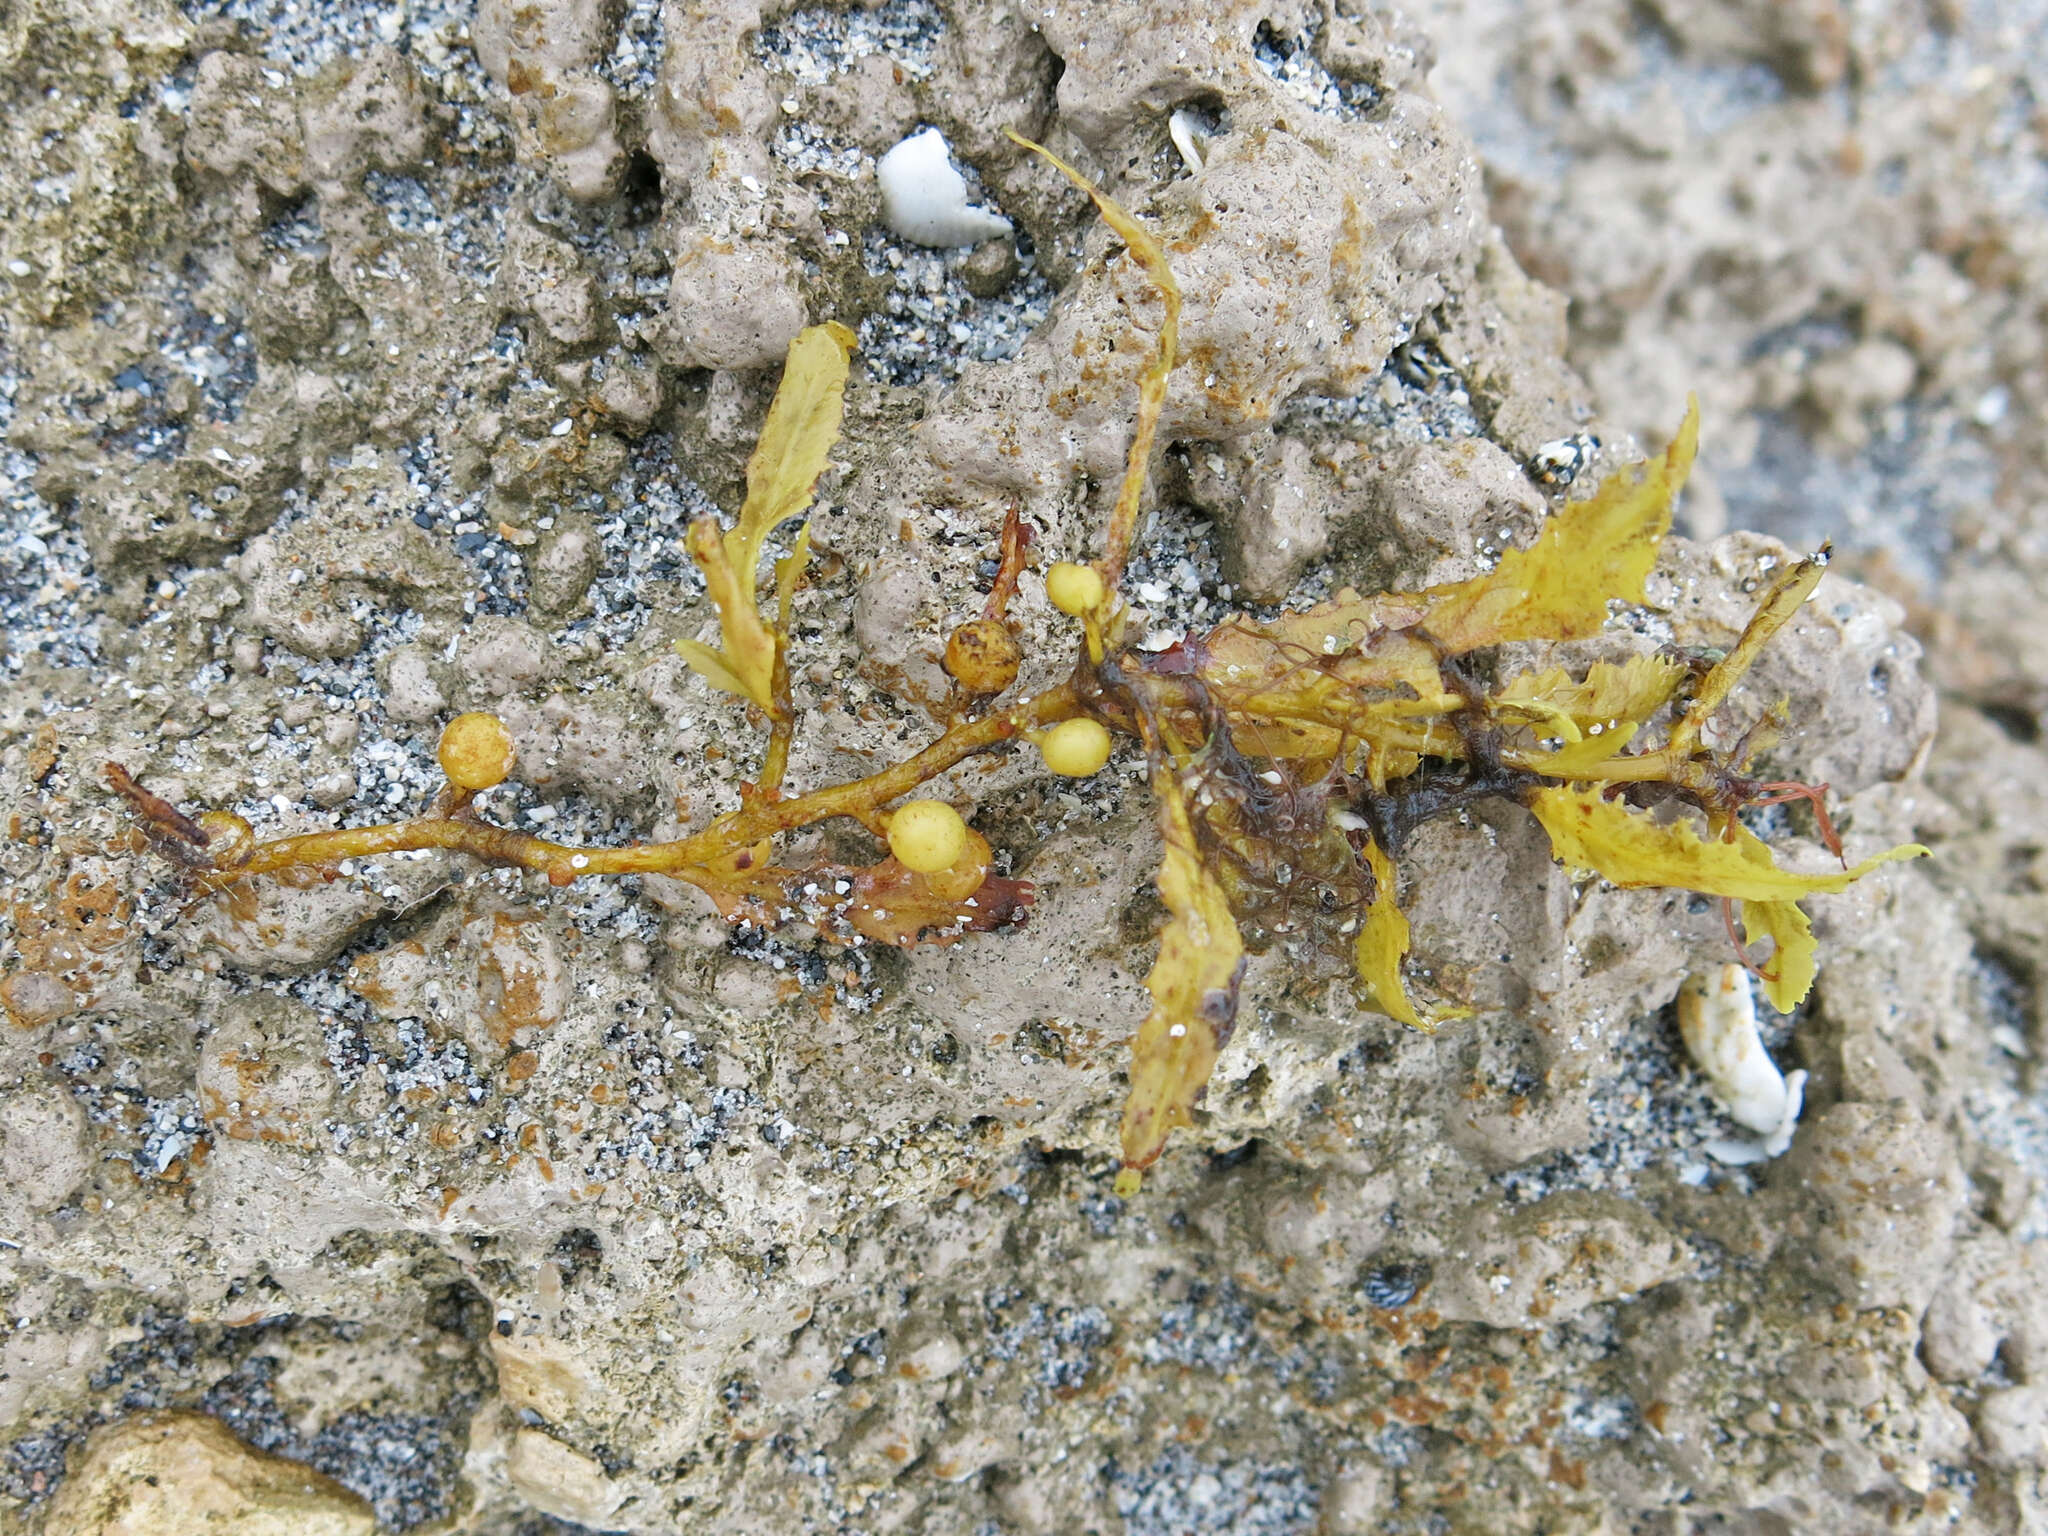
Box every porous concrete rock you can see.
[496,215,604,355]
[1419,0,2048,715]
[182,51,307,200]
[21,347,310,611]
[40,1411,374,1536]
[235,512,470,664]
[1033,0,1257,147]
[345,901,572,1066]
[926,1425,1008,1483]
[1798,850,1972,1114]
[1923,1272,2003,1385]
[380,644,451,724]
[1319,1465,1388,1534]
[455,615,557,700]
[1920,1234,2048,1388]
[644,0,778,188]
[493,687,664,814]
[661,229,810,372]
[0,1091,92,1215]
[1782,1101,1967,1313]
[1216,434,1335,601]
[524,510,603,619]
[0,1298,105,1438]
[591,361,665,437]
[1804,337,1921,452]
[0,0,191,325]
[0,968,74,1032]
[851,552,953,708]
[489,1334,599,1425]
[636,0,822,371]
[892,1325,966,1383]
[298,45,429,188]
[1975,1387,2048,1471]
[472,0,624,202]
[188,1140,414,1297]
[243,245,351,358]
[194,996,338,1153]
[1350,435,1549,591]
[488,426,633,518]
[1433,1190,1691,1328]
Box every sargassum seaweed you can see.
[90,136,1925,1192]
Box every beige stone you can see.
[181,52,305,197]
[41,1411,373,1536]
[662,231,808,372]
[505,1428,624,1527]
[194,997,336,1151]
[1225,435,1335,600]
[473,0,624,200]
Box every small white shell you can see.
[1168,108,1211,172]
[1679,963,1805,1161]
[876,128,1013,249]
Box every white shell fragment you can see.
[1678,963,1806,1163]
[876,128,1014,249]
[1168,108,1212,172]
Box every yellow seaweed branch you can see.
[99,131,1927,1194]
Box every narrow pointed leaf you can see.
[678,323,855,711]
[1525,786,1927,901]
[1119,765,1246,1181]
[672,637,752,701]
[1354,837,1468,1031]
[679,515,778,709]
[1669,548,1829,759]
[1356,838,1422,1029]
[1422,399,1699,653]
[774,521,813,634]
[731,322,857,576]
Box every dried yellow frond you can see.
[1495,654,1687,774]
[677,322,856,713]
[1739,895,1818,1014]
[1668,549,1829,760]
[1493,654,1686,738]
[1527,786,1922,900]
[1355,837,1469,1031]
[1004,130,1179,587]
[1423,399,1699,654]
[1117,764,1246,1192]
[1356,838,1420,1028]
[1526,786,1926,1008]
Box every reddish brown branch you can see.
[981,502,1032,624]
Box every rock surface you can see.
[2,0,2045,1532]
